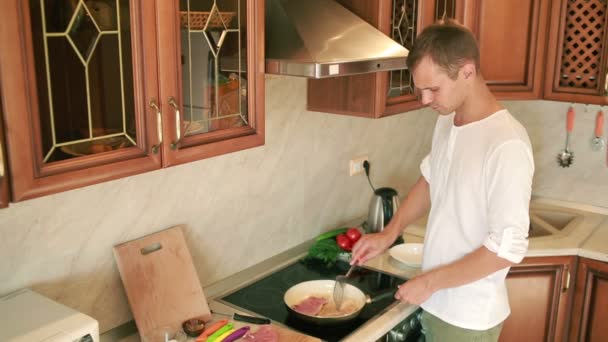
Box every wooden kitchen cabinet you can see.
[0,0,264,202]
[0,96,9,209]
[544,0,608,105]
[454,0,550,100]
[568,257,608,342]
[499,256,576,342]
[307,0,447,118]
[156,0,264,166]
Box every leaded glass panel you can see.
[179,0,247,136]
[29,0,136,162]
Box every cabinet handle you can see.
[149,99,162,154]
[562,266,571,292]
[168,97,181,150]
[0,136,5,178]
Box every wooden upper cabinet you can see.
[544,0,608,105]
[499,256,575,342]
[156,0,264,167]
[0,96,9,208]
[307,0,444,118]
[569,257,608,342]
[0,0,161,202]
[455,0,550,100]
[0,0,264,202]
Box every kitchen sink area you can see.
[528,208,583,238]
[402,199,608,255]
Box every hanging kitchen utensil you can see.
[557,106,576,167]
[591,108,605,151]
[113,226,212,342]
[333,264,356,311]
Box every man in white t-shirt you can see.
[351,20,534,342]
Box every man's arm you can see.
[395,246,515,305]
[351,175,431,265]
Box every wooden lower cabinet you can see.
[499,256,575,342]
[569,257,608,342]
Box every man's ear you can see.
[461,62,476,79]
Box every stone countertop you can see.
[580,219,608,262]
[363,245,422,282]
[401,197,608,262]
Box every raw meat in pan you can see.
[291,296,328,316]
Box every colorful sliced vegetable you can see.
[196,319,229,341]
[220,326,251,342]
[213,328,235,342]
[206,323,234,342]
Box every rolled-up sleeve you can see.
[420,153,431,182]
[482,140,535,263]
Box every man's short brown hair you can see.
[406,20,480,80]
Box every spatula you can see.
[333,264,356,310]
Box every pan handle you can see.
[366,288,397,304]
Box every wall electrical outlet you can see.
[349,156,368,176]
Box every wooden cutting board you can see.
[274,324,322,342]
[225,321,321,342]
[113,226,211,341]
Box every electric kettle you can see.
[367,187,400,234]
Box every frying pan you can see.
[283,280,396,325]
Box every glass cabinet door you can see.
[158,0,264,166]
[0,0,262,201]
[387,0,456,99]
[0,0,160,201]
[180,0,247,136]
[29,0,138,161]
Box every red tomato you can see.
[345,227,362,243]
[336,233,353,251]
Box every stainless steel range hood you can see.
[265,0,409,78]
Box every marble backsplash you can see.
[1,76,607,332]
[504,100,608,206]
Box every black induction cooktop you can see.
[218,258,406,342]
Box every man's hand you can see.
[395,274,436,305]
[394,246,516,305]
[350,231,395,265]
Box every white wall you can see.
[1,76,606,332]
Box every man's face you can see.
[412,56,466,115]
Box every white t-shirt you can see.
[419,109,534,330]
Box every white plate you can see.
[389,243,424,267]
